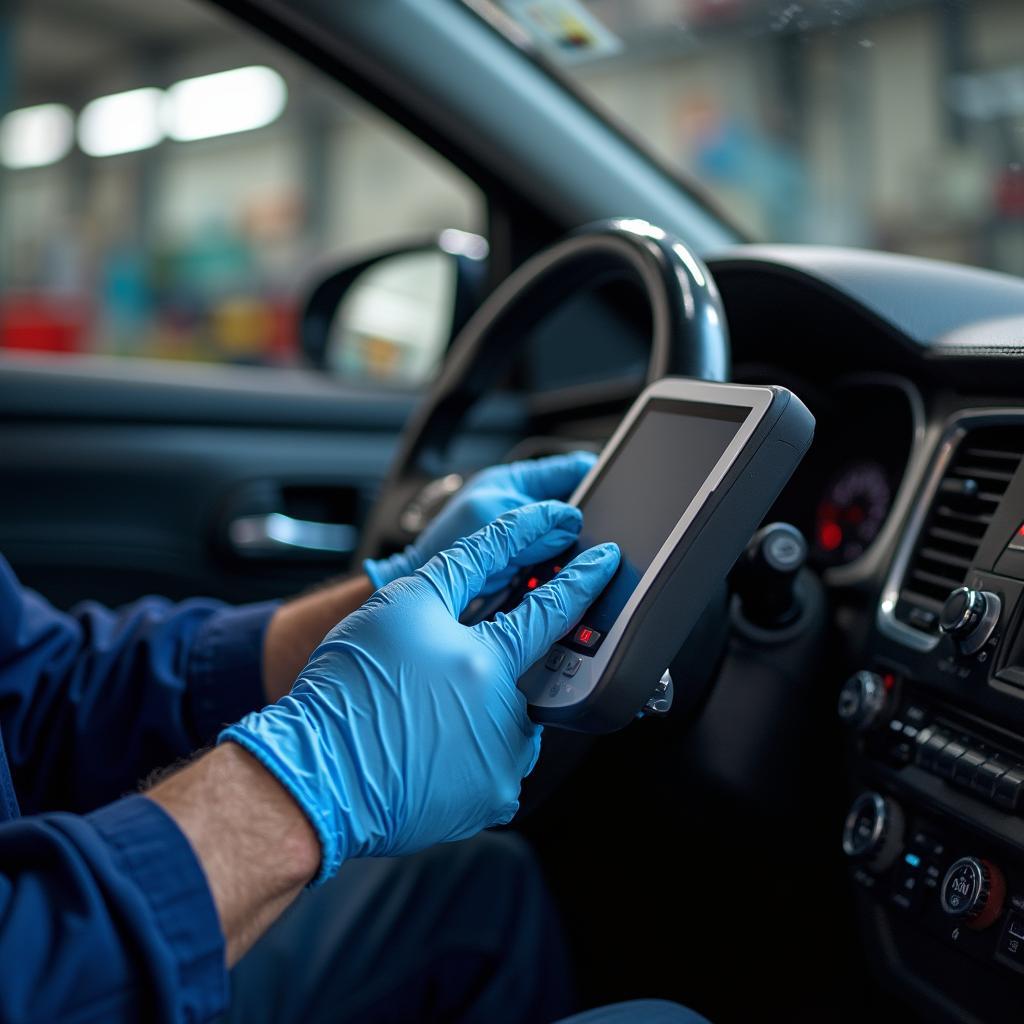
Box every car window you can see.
[0,0,483,370]
[487,0,1024,278]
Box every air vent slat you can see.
[894,424,1024,636]
[918,547,973,570]
[910,567,964,590]
[898,590,945,613]
[950,466,1016,483]
[960,446,1023,462]
[934,507,992,528]
[928,526,987,548]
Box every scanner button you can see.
[562,655,583,677]
[574,626,601,648]
[544,649,566,672]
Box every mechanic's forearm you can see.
[262,574,374,702]
[149,742,320,966]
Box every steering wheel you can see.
[356,218,731,565]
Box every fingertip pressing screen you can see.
[515,398,750,653]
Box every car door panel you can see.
[0,360,519,609]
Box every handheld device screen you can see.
[517,398,750,653]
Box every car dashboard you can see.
[718,247,1024,1023]
[514,244,1024,1021]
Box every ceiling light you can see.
[163,66,287,142]
[78,87,164,157]
[0,103,74,169]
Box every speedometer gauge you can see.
[814,461,892,566]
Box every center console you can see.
[842,412,1024,1022]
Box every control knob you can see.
[837,670,888,732]
[733,522,807,628]
[938,586,1001,656]
[842,791,904,871]
[940,856,1005,930]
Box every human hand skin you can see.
[149,741,320,966]
[154,503,618,966]
[262,575,375,703]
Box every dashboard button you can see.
[544,649,566,672]
[889,740,914,765]
[994,770,1024,811]
[972,760,1007,799]
[917,731,950,771]
[891,859,923,913]
[936,741,967,779]
[953,749,986,787]
[999,914,1024,966]
[904,704,929,726]
[910,830,946,858]
[573,626,601,648]
[562,655,583,677]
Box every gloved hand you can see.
[364,451,597,592]
[221,501,619,884]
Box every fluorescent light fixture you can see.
[78,87,164,157]
[164,66,287,142]
[0,103,74,169]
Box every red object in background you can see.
[819,520,843,552]
[526,576,539,590]
[268,297,300,363]
[0,293,92,353]
[996,167,1024,218]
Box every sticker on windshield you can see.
[504,0,622,64]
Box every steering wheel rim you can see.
[356,218,731,563]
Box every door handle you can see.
[228,513,359,557]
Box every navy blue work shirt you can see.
[0,554,278,1022]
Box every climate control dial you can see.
[940,856,1005,930]
[837,670,888,732]
[842,791,903,870]
[938,587,1001,656]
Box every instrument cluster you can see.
[758,374,919,571]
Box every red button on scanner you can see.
[574,626,601,648]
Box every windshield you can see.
[490,0,1024,277]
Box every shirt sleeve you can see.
[0,555,278,814]
[0,794,228,1024]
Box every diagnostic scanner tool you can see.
[510,377,814,733]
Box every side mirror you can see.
[301,230,488,387]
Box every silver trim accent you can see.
[877,408,1024,652]
[228,513,358,556]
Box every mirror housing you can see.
[300,229,487,387]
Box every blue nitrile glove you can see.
[364,451,597,593]
[220,501,619,885]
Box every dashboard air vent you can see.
[895,425,1024,634]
